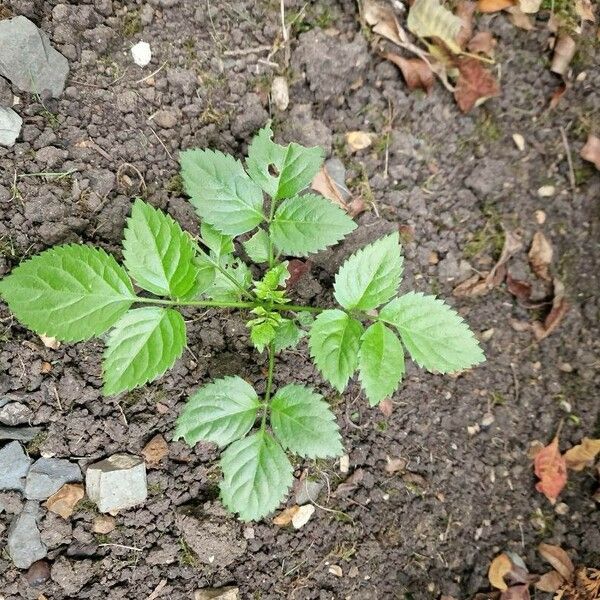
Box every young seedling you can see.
[0,124,485,520]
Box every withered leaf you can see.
[489,553,512,591]
[363,0,407,46]
[531,278,569,341]
[538,543,575,581]
[575,0,595,21]
[500,584,530,600]
[533,436,567,504]
[550,35,576,76]
[273,505,300,526]
[334,468,364,497]
[456,1,476,49]
[468,31,497,57]
[379,397,394,417]
[346,131,373,152]
[549,83,567,109]
[383,53,435,93]
[528,231,553,281]
[141,434,169,467]
[407,0,463,53]
[580,134,600,170]
[477,0,516,12]
[535,570,565,593]
[507,6,535,29]
[454,57,500,113]
[311,166,351,212]
[563,438,600,472]
[506,274,532,303]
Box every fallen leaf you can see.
[346,131,373,152]
[575,0,595,21]
[141,434,169,467]
[363,0,407,46]
[291,504,315,529]
[385,456,407,474]
[273,505,300,526]
[550,34,576,76]
[531,278,569,340]
[528,231,553,281]
[580,134,600,170]
[519,0,542,13]
[44,483,85,519]
[538,544,575,581]
[506,273,532,303]
[453,273,491,297]
[489,553,512,591]
[92,514,116,534]
[536,570,565,593]
[507,6,535,29]
[454,57,500,112]
[549,83,567,109]
[478,0,516,12]
[379,397,393,417]
[537,185,555,197]
[575,567,600,598]
[328,565,343,577]
[271,76,289,111]
[39,335,60,350]
[407,0,463,53]
[383,53,435,93]
[534,436,567,504]
[456,1,476,48]
[468,31,497,57]
[334,468,364,497]
[563,438,600,471]
[500,584,530,600]
[311,166,349,212]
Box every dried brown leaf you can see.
[506,274,532,303]
[273,505,300,526]
[489,553,512,591]
[142,434,169,467]
[549,83,568,109]
[477,0,516,12]
[507,6,535,29]
[534,436,567,504]
[575,0,595,21]
[44,483,85,519]
[468,31,497,57]
[500,584,530,600]
[334,468,364,497]
[538,543,575,581]
[383,53,435,93]
[536,570,565,593]
[532,278,569,341]
[550,34,576,76]
[346,131,373,152]
[454,57,500,112]
[580,134,600,170]
[379,397,394,417]
[363,0,407,46]
[456,1,476,48]
[563,438,600,471]
[311,166,350,212]
[528,231,553,281]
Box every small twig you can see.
[117,162,147,191]
[134,61,168,84]
[559,126,576,192]
[99,543,143,551]
[53,385,63,412]
[145,579,168,600]
[116,402,128,427]
[510,363,520,403]
[148,126,174,161]
[223,45,272,57]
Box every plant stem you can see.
[260,342,276,430]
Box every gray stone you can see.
[7,503,47,569]
[194,587,239,600]
[0,425,43,442]
[86,453,147,513]
[0,441,31,491]
[0,17,69,98]
[0,76,11,105]
[0,402,33,426]
[294,478,324,505]
[0,107,22,147]
[24,458,82,500]
[152,108,179,129]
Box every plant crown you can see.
[0,124,484,520]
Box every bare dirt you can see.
[0,0,599,598]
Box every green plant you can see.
[0,124,485,520]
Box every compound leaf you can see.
[243,229,270,263]
[123,199,200,299]
[250,321,276,353]
[0,244,135,342]
[103,307,186,395]
[206,260,251,301]
[220,431,293,521]
[200,222,234,259]
[180,149,264,236]
[270,194,356,257]
[358,322,405,406]
[246,123,324,200]
[273,319,303,353]
[308,309,363,392]
[174,376,260,447]
[334,232,403,311]
[379,291,485,373]
[270,384,343,458]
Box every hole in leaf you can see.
[268,163,279,177]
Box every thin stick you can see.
[99,543,142,551]
[145,579,168,600]
[134,62,167,84]
[223,45,272,57]
[559,126,576,191]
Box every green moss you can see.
[167,174,184,194]
[122,11,142,37]
[26,431,48,455]
[178,538,198,566]
[476,113,502,143]
[462,205,504,260]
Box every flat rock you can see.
[24,457,82,500]
[0,401,33,426]
[86,453,147,513]
[7,503,47,569]
[195,587,239,600]
[0,425,43,442]
[0,441,32,492]
[0,16,69,98]
[0,107,22,147]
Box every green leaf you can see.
[358,322,405,406]
[195,256,217,296]
[123,199,200,299]
[250,321,276,353]
[0,244,135,342]
[254,263,289,302]
[103,307,186,395]
[407,0,463,54]
[246,123,324,200]
[308,309,363,392]
[220,431,293,521]
[270,194,356,257]
[334,232,403,311]
[273,319,303,353]
[174,376,260,447]
[379,291,485,373]
[200,222,234,259]
[270,384,343,458]
[206,260,251,301]
[180,149,265,236]
[243,229,270,263]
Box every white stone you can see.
[292,504,315,529]
[131,41,151,67]
[0,107,22,147]
[86,454,147,513]
[271,76,289,111]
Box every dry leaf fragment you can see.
[273,505,300,526]
[531,278,569,341]
[534,436,567,504]
[477,0,516,12]
[329,565,343,577]
[378,397,393,417]
[538,544,575,581]
[506,274,532,303]
[468,31,497,57]
[507,6,535,29]
[580,134,600,170]
[44,483,85,519]
[363,0,406,46]
[528,231,553,281]
[549,83,567,109]
[489,553,512,591]
[563,438,600,471]
[385,456,407,474]
[407,0,463,53]
[383,53,435,93]
[311,166,349,212]
[535,570,565,593]
[271,76,289,111]
[92,514,116,534]
[454,57,500,113]
[346,131,373,152]
[456,1,476,48]
[141,434,169,467]
[575,0,595,21]
[500,584,530,600]
[519,0,542,13]
[291,504,315,529]
[40,335,60,349]
[334,468,364,496]
[550,35,576,76]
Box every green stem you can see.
[134,297,256,310]
[260,342,276,431]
